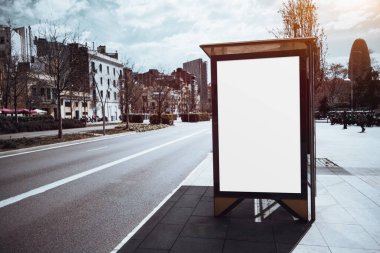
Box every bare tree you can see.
[34,21,82,138]
[324,63,348,108]
[90,69,108,135]
[120,64,144,129]
[271,0,328,91]
[153,73,171,124]
[9,55,29,122]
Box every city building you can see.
[89,45,123,121]
[183,58,209,112]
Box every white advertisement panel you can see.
[217,56,301,193]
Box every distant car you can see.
[97,116,108,122]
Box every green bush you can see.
[149,114,173,125]
[1,139,17,149]
[120,114,144,123]
[0,117,84,133]
[180,113,210,122]
[62,119,85,129]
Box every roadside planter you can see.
[200,38,317,221]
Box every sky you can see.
[1,0,379,75]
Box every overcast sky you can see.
[1,0,379,74]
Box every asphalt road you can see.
[0,121,212,253]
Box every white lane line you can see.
[109,153,211,253]
[87,146,108,152]
[0,132,135,159]
[0,129,207,209]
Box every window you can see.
[75,102,79,107]
[32,87,37,96]
[40,88,45,97]
[99,64,102,72]
[107,91,110,99]
[120,70,122,77]
[65,101,71,107]
[108,79,110,89]
[0,37,4,44]
[113,68,115,75]
[113,80,116,87]
[114,92,117,100]
[47,88,51,99]
[100,77,103,85]
[0,50,6,58]
[107,66,109,74]
[93,89,96,99]
[91,61,95,72]
[100,90,103,98]
[82,102,87,107]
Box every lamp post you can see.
[345,78,353,112]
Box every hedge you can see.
[149,114,174,125]
[180,113,210,122]
[120,114,144,123]
[0,117,85,133]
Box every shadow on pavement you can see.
[119,186,311,253]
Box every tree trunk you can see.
[57,93,63,138]
[14,90,18,123]
[126,103,130,130]
[102,104,106,135]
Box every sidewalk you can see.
[118,122,380,253]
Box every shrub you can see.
[149,114,173,125]
[180,113,210,122]
[120,114,144,123]
[62,119,85,129]
[0,117,84,133]
[1,139,17,149]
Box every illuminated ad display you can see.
[212,51,308,199]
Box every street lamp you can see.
[345,78,353,111]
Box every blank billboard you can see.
[217,56,301,194]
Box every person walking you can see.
[358,113,366,133]
[342,110,348,129]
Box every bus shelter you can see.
[200,37,317,221]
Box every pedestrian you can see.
[342,110,347,129]
[358,113,366,133]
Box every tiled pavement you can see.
[119,154,380,253]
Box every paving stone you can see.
[160,207,193,225]
[169,186,188,202]
[170,237,223,253]
[118,239,142,253]
[329,247,380,253]
[292,245,331,253]
[133,201,175,240]
[134,249,169,253]
[180,216,229,239]
[192,200,214,217]
[273,221,310,245]
[317,223,380,250]
[223,240,276,253]
[227,218,275,243]
[139,224,183,250]
[204,187,214,197]
[184,186,207,195]
[174,194,202,208]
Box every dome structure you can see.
[348,38,371,81]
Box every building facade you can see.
[89,46,123,121]
[183,58,208,112]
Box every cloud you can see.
[1,0,379,71]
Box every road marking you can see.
[0,132,135,159]
[109,153,211,253]
[0,129,208,209]
[86,146,108,152]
